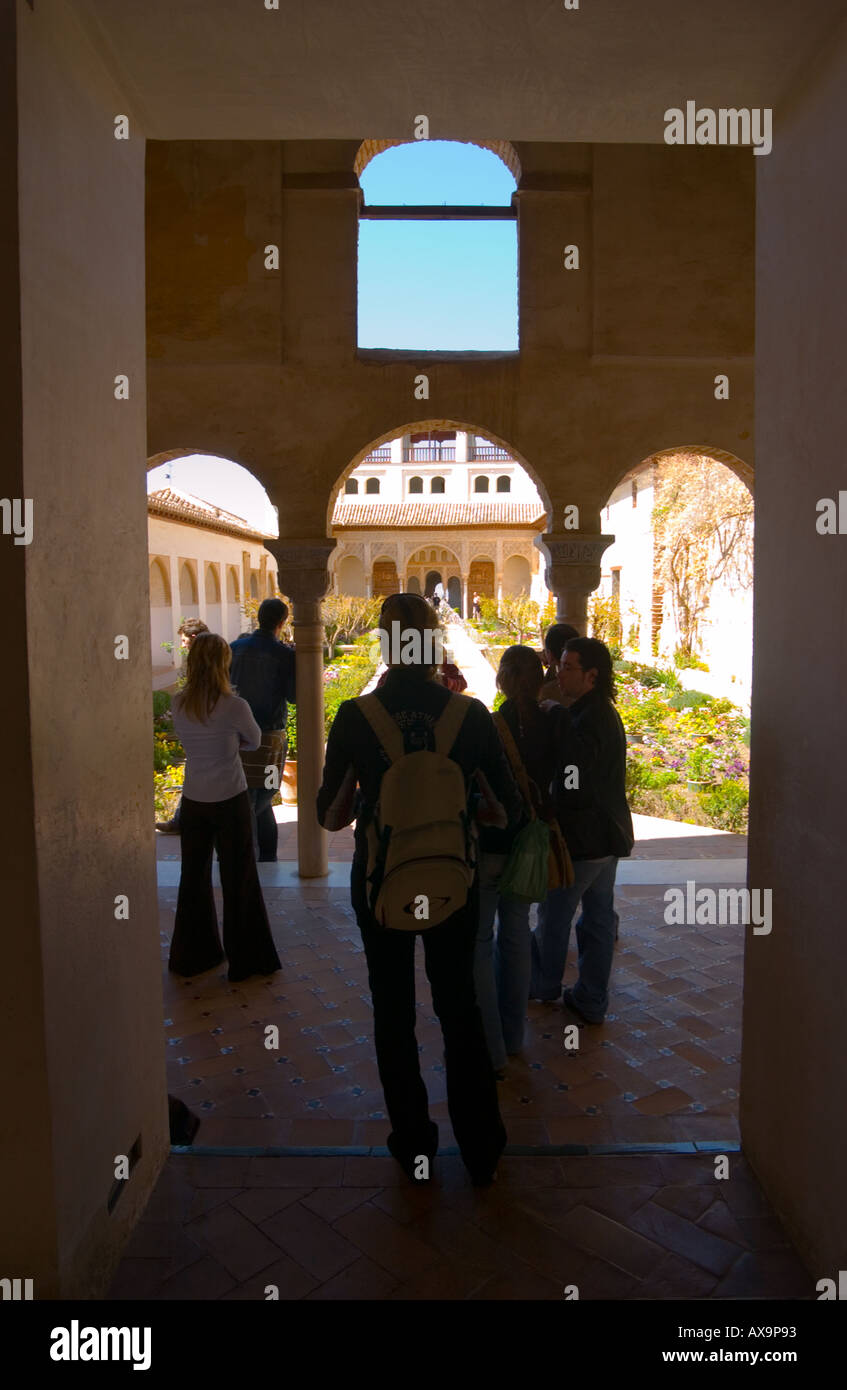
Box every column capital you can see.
[536,533,614,629]
[270,538,337,607]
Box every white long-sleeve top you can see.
[171,692,262,803]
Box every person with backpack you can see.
[316,593,523,1186]
[168,633,281,983]
[476,646,566,1073]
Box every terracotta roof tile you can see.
[332,500,545,528]
[147,487,272,540]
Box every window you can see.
[474,476,489,494]
[409,476,423,494]
[431,476,445,494]
[496,475,510,493]
[345,478,359,495]
[357,142,518,350]
[366,478,380,495]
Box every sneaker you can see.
[562,988,604,1026]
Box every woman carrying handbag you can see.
[474,646,574,1073]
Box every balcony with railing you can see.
[360,444,514,463]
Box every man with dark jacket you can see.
[530,637,634,1023]
[317,593,523,1187]
[230,599,296,862]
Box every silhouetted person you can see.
[317,593,522,1186]
[530,637,633,1021]
[538,622,580,704]
[169,633,281,983]
[230,599,296,862]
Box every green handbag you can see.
[498,817,551,903]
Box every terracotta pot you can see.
[281,760,298,805]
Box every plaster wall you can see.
[743,15,847,1272]
[146,140,755,537]
[147,514,277,665]
[12,0,167,1295]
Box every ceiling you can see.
[72,0,844,145]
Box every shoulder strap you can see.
[355,693,405,764]
[493,711,537,819]
[433,692,472,756]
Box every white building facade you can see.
[599,465,753,705]
[330,431,549,614]
[148,487,279,687]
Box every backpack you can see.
[355,691,475,931]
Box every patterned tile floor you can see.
[159,818,747,1150]
[108,1151,812,1301]
[122,818,815,1301]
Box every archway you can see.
[469,557,495,597]
[336,553,366,597]
[355,138,521,184]
[503,554,532,596]
[424,569,442,597]
[372,557,399,597]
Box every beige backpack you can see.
[356,691,475,930]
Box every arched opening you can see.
[424,569,442,597]
[503,553,532,597]
[365,478,380,495]
[496,475,511,493]
[474,476,490,493]
[408,476,423,494]
[356,140,518,351]
[336,553,366,597]
[345,478,358,495]
[372,557,398,597]
[469,557,495,597]
[431,476,445,494]
[178,560,198,612]
[204,562,222,635]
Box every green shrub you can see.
[667,689,714,711]
[673,647,709,671]
[696,779,749,832]
[153,690,171,718]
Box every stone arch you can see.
[178,560,197,607]
[355,138,521,185]
[336,554,366,596]
[503,553,532,596]
[204,563,220,603]
[149,556,170,606]
[612,444,753,499]
[226,565,240,602]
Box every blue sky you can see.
[358,142,518,350]
[147,455,279,534]
[148,145,518,520]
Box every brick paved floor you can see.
[108,1151,812,1301]
[159,821,746,1149]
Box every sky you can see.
[358,141,518,351]
[147,144,519,520]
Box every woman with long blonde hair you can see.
[168,632,281,982]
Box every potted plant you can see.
[685,743,717,791]
[281,703,298,805]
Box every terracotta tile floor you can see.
[108,1152,813,1300]
[158,856,745,1150]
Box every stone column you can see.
[535,532,615,634]
[272,538,337,878]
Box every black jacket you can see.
[230,630,296,732]
[554,690,634,861]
